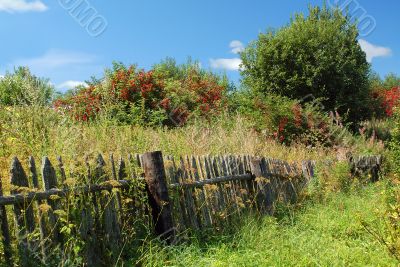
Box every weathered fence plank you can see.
[179,156,199,231]
[208,156,225,218]
[57,156,67,187]
[110,154,123,217]
[0,180,134,206]
[169,173,253,188]
[203,156,221,226]
[224,155,241,217]
[142,151,175,243]
[42,157,63,245]
[197,156,215,226]
[184,156,203,229]
[0,177,12,266]
[29,156,47,264]
[243,155,257,208]
[0,152,382,266]
[259,158,276,214]
[212,156,229,219]
[191,156,211,227]
[10,157,36,266]
[249,157,268,214]
[164,156,185,232]
[81,156,101,266]
[219,156,233,214]
[96,154,121,263]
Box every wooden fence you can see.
[0,152,381,266]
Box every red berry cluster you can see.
[53,64,226,125]
[110,67,165,108]
[54,86,101,121]
[292,104,302,127]
[276,116,289,142]
[185,72,224,116]
[381,87,400,117]
[272,103,330,144]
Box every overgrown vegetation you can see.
[0,67,54,106]
[1,3,400,266]
[54,59,229,126]
[240,5,371,124]
[138,183,398,266]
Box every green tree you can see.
[382,73,400,89]
[240,5,371,123]
[370,72,400,91]
[0,67,54,106]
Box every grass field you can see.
[139,182,397,266]
[0,108,383,192]
[0,107,392,266]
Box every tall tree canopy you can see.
[240,5,371,123]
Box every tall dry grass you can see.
[0,106,384,192]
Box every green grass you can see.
[139,183,397,266]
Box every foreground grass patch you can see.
[140,183,397,266]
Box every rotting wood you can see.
[142,151,175,243]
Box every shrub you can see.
[370,73,400,91]
[153,58,230,122]
[54,60,228,126]
[380,87,400,117]
[54,85,101,122]
[389,108,400,175]
[0,67,54,106]
[369,73,400,118]
[359,119,392,142]
[240,5,371,124]
[233,90,342,146]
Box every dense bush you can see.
[370,87,400,117]
[0,67,54,106]
[54,59,228,126]
[240,5,371,124]
[389,108,400,175]
[231,89,344,145]
[359,119,393,142]
[368,73,400,118]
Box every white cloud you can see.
[209,40,245,71]
[57,80,87,90]
[358,39,392,63]
[210,58,242,71]
[0,0,48,13]
[0,49,99,93]
[230,40,245,54]
[12,49,96,70]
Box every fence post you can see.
[142,151,175,243]
[0,176,12,266]
[250,157,274,215]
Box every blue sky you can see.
[0,0,398,92]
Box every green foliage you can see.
[55,59,229,126]
[371,73,400,91]
[152,58,230,122]
[359,119,393,142]
[231,88,346,146]
[368,73,400,119]
[312,160,353,196]
[0,67,54,106]
[240,5,371,123]
[1,155,152,266]
[360,182,400,262]
[389,108,400,175]
[139,184,396,266]
[0,106,62,158]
